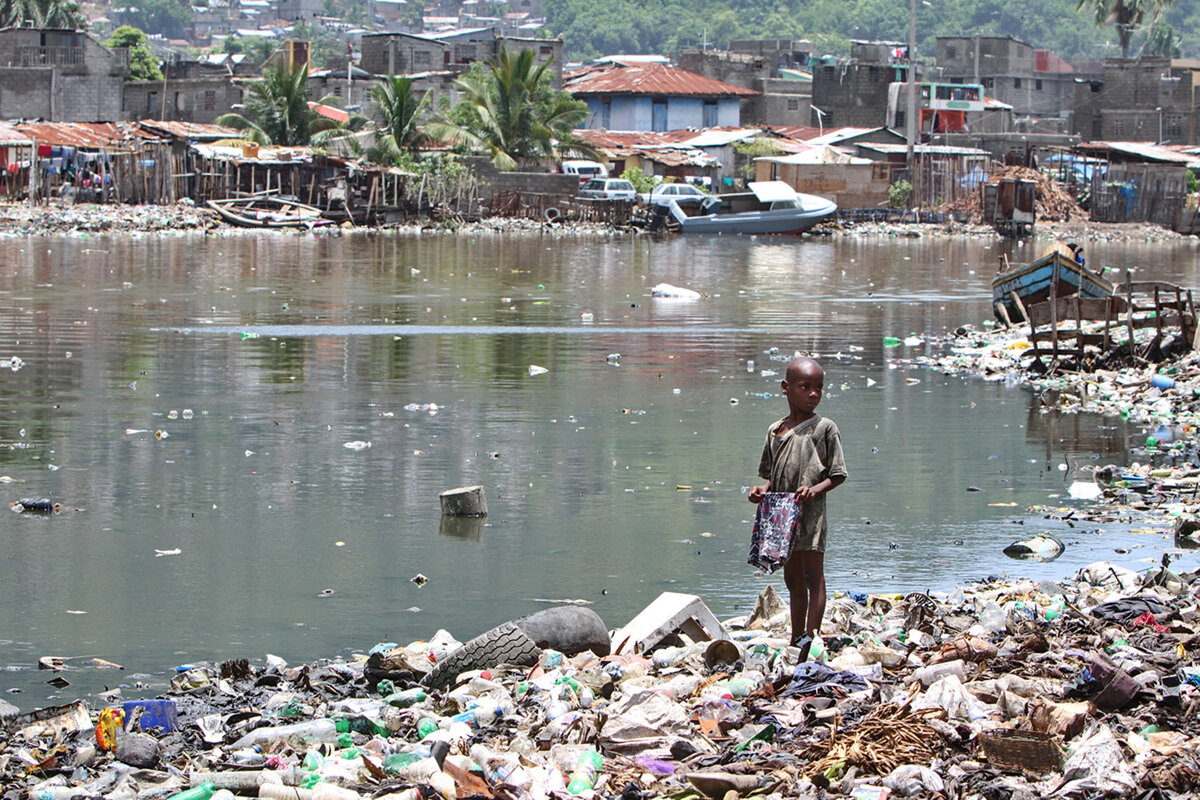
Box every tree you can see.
[222,34,276,69]
[106,25,162,81]
[1143,20,1183,56]
[115,0,192,40]
[1075,0,1173,58]
[368,75,432,165]
[0,0,84,28]
[215,61,342,146]
[425,47,598,171]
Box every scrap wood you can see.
[936,165,1086,223]
[799,703,944,777]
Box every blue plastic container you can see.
[123,699,179,732]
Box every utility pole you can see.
[906,0,916,182]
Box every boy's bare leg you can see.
[799,550,827,638]
[783,555,809,644]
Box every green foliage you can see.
[620,166,658,193]
[733,135,783,178]
[222,35,276,69]
[426,47,599,171]
[367,75,432,166]
[1189,169,1199,194]
[541,0,1193,64]
[107,25,163,81]
[888,179,914,209]
[1143,20,1182,56]
[214,61,341,146]
[114,0,192,40]
[0,0,84,28]
[1076,0,1173,59]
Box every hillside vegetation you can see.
[540,0,1199,64]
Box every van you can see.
[561,160,608,184]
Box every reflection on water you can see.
[1,231,1198,705]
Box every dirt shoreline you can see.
[0,200,1195,241]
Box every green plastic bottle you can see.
[417,717,439,739]
[567,749,604,794]
[166,784,216,800]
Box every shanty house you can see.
[565,62,758,132]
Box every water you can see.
[1,230,1197,706]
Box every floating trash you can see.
[1003,532,1065,562]
[528,365,549,376]
[343,441,372,450]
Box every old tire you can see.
[513,605,610,657]
[543,207,562,223]
[421,622,541,689]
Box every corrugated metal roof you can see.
[13,122,134,148]
[757,144,872,165]
[0,122,33,147]
[680,128,759,147]
[858,143,991,156]
[137,120,240,141]
[574,129,719,167]
[564,62,758,98]
[1076,141,1200,167]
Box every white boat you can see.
[664,181,837,235]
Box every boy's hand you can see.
[794,485,818,502]
[748,484,767,504]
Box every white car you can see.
[640,183,711,208]
[578,178,637,201]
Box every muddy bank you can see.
[2,201,1195,242]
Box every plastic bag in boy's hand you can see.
[748,492,802,573]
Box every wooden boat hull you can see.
[207,198,328,229]
[992,250,1113,322]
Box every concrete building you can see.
[122,53,257,124]
[935,35,1093,131]
[1073,57,1200,145]
[0,28,129,122]
[276,0,324,21]
[359,27,563,86]
[678,49,810,127]
[811,61,908,130]
[565,61,758,131]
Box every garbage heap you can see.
[4,566,1200,800]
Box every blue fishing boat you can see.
[991,245,1114,322]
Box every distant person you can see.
[1067,242,1085,268]
[748,357,847,660]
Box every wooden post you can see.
[439,485,487,517]
[1049,278,1060,364]
[1125,270,1135,356]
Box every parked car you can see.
[578,178,637,201]
[639,183,712,208]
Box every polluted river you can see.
[1,228,1199,710]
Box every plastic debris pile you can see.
[6,567,1200,800]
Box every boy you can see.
[748,357,847,658]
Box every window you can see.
[147,91,159,116]
[702,99,717,128]
[1014,77,1022,88]
[414,50,430,66]
[540,46,553,57]
[1166,114,1184,138]
[204,90,215,112]
[895,110,905,129]
[599,99,611,129]
[1113,119,1125,137]
[1035,78,1043,91]
[786,97,799,111]
[946,46,956,59]
[982,77,994,88]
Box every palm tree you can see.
[426,47,598,171]
[1075,0,1173,59]
[1,0,84,28]
[368,75,432,165]
[216,61,352,147]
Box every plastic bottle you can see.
[188,770,304,791]
[166,784,216,800]
[28,787,94,800]
[978,601,1007,633]
[469,744,529,789]
[909,660,967,687]
[258,786,362,800]
[416,717,439,739]
[232,719,338,750]
[450,698,501,729]
[566,749,604,795]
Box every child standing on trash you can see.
[748,357,847,659]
